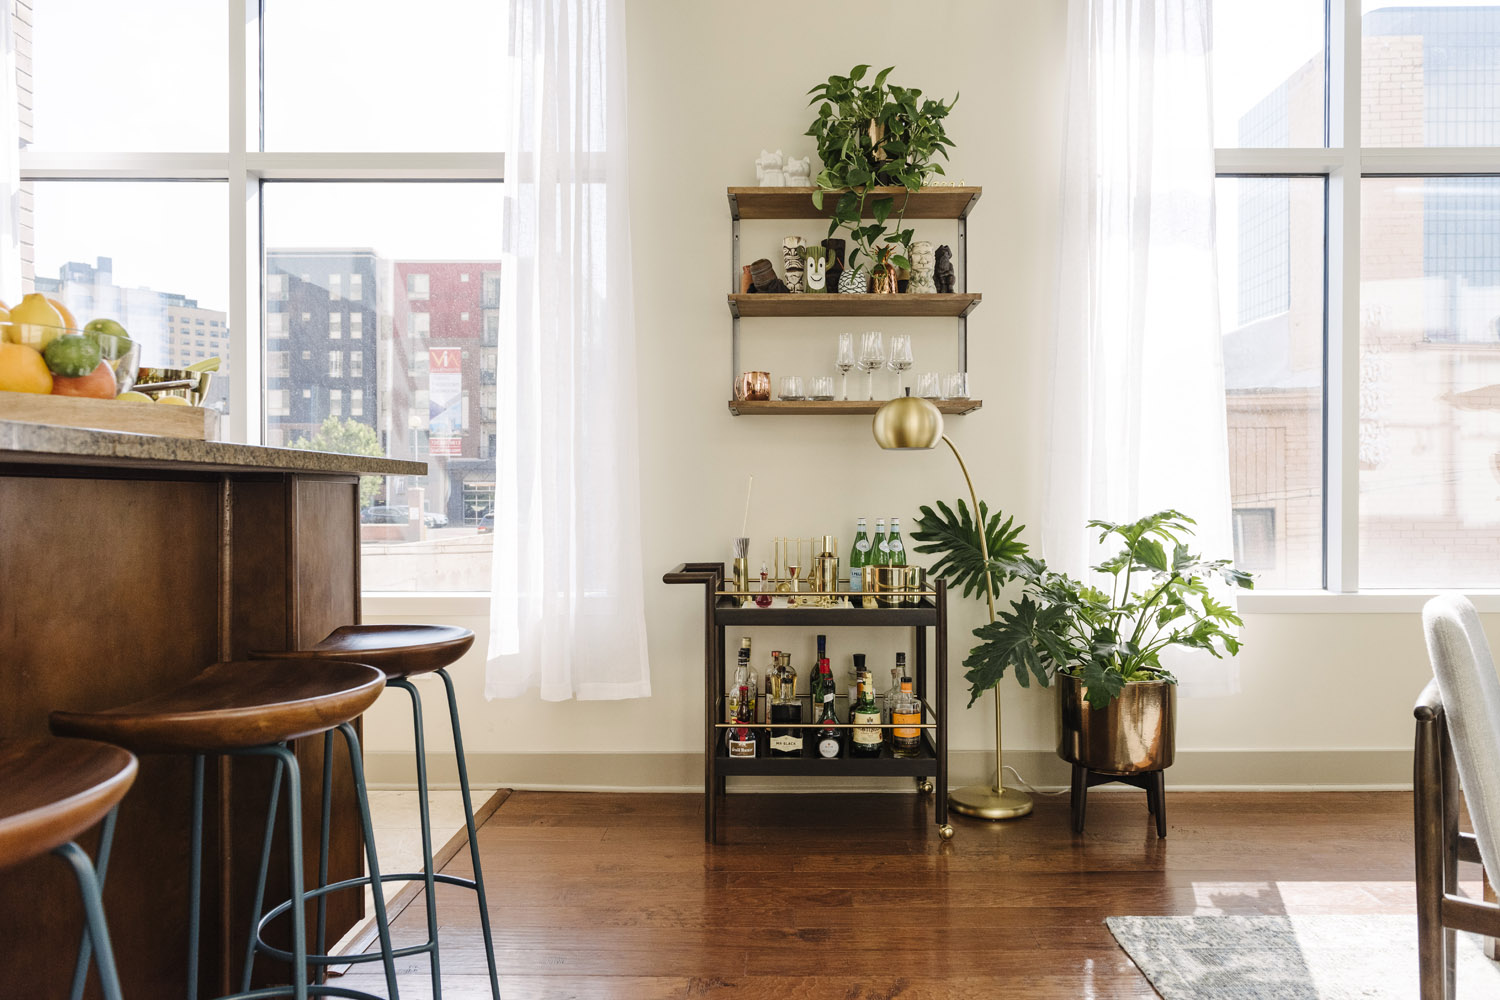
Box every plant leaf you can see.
[911,499,1029,602]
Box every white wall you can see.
[360,0,1442,791]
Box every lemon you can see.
[115,391,152,403]
[4,293,65,351]
[186,356,220,373]
[156,395,190,406]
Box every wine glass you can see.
[858,331,886,401]
[836,332,856,401]
[887,334,913,396]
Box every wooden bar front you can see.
[0,423,424,997]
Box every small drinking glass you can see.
[779,375,805,401]
[809,375,835,400]
[887,334,913,395]
[945,372,970,399]
[836,332,856,400]
[858,330,886,401]
[916,372,941,399]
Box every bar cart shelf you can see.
[727,399,983,417]
[664,561,951,842]
[727,185,982,417]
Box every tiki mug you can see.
[908,240,936,293]
[782,236,808,293]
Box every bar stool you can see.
[254,625,499,1000]
[0,738,137,1000]
[51,660,401,1000]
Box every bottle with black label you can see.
[814,690,842,759]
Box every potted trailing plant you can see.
[805,65,957,291]
[912,505,1252,775]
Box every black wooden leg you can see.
[1071,763,1087,834]
[1153,771,1167,838]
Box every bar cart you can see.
[664,562,952,842]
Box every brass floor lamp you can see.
[872,392,1033,821]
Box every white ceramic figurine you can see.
[755,149,786,187]
[784,155,812,187]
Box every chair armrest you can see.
[1415,679,1444,721]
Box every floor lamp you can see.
[872,392,1033,821]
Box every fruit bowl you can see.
[93,332,141,394]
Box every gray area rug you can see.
[1107,914,1500,999]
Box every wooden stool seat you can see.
[0,738,137,871]
[50,660,385,755]
[255,624,475,679]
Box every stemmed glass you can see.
[858,331,886,401]
[887,334,913,396]
[836,332,856,401]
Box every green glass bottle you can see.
[849,516,870,591]
[871,518,888,567]
[886,516,907,567]
[814,689,842,759]
[850,671,883,757]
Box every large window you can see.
[1213,0,1500,591]
[19,3,506,594]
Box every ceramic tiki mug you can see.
[908,240,936,293]
[782,237,807,293]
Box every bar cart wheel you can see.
[916,778,935,795]
[939,824,955,840]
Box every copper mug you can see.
[735,371,771,401]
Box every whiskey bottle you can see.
[850,672,883,757]
[727,684,757,757]
[886,656,905,741]
[849,517,870,591]
[814,690,842,759]
[769,665,803,757]
[891,675,921,758]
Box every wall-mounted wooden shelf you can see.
[727,399,982,416]
[728,293,981,319]
[728,186,982,221]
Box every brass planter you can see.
[1056,674,1175,774]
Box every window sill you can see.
[1238,590,1500,614]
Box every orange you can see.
[0,342,53,394]
[47,298,77,331]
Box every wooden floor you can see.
[339,788,1431,999]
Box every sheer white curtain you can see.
[1045,0,1236,694]
[0,10,20,289]
[486,0,650,701]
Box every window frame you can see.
[1217,0,1500,608]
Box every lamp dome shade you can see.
[872,394,944,450]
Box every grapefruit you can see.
[51,360,116,399]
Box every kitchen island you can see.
[0,421,424,997]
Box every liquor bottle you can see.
[769,663,803,757]
[765,652,779,726]
[849,517,871,591]
[892,675,921,757]
[727,684,758,757]
[814,635,827,696]
[871,518,889,567]
[886,517,907,567]
[846,652,866,722]
[886,655,905,740]
[746,659,760,725]
[812,657,833,722]
[729,637,751,724]
[850,672,883,757]
[814,690,842,759]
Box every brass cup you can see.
[900,565,927,605]
[734,371,771,401]
[862,565,905,608]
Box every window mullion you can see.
[227,0,260,445]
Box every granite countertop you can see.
[0,419,428,477]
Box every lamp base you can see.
[948,784,1034,821]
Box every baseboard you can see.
[363,747,1413,793]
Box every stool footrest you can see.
[214,986,400,1000]
[255,871,482,966]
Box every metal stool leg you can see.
[241,752,286,994]
[64,806,123,1000]
[338,723,401,999]
[271,744,311,1000]
[56,838,126,1000]
[393,678,443,998]
[316,731,334,987]
[186,754,205,1000]
[439,667,501,999]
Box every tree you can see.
[288,415,385,508]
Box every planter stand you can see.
[1069,764,1166,838]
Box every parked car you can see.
[361,505,409,525]
[423,509,449,529]
[477,512,494,534]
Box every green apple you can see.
[84,318,129,340]
[83,318,133,360]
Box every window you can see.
[461,273,470,282]
[24,6,505,593]
[412,312,430,339]
[1213,2,1500,591]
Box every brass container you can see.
[1056,674,1176,774]
[861,565,914,608]
[813,554,840,595]
[899,565,926,606]
[734,371,771,401]
[137,367,214,406]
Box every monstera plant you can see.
[805,64,957,274]
[912,505,1253,709]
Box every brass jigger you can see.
[871,392,1033,822]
